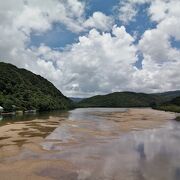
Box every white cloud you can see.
[83,12,114,31]
[118,2,138,24]
[54,26,138,96]
[15,6,52,34]
[0,0,87,34]
[137,0,180,92]
[148,0,180,23]
[117,0,150,24]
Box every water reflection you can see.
[175,168,180,180]
[0,108,179,180]
[0,110,69,124]
[39,108,180,179]
[68,108,127,121]
[137,143,146,160]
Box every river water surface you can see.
[0,108,180,180]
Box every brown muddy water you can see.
[0,108,180,180]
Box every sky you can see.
[0,0,180,97]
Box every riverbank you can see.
[154,105,180,113]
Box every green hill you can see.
[170,96,180,106]
[77,92,162,108]
[0,62,72,112]
[77,91,180,109]
[156,96,180,113]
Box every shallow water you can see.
[0,108,179,180]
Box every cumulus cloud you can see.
[83,12,114,31]
[0,0,86,34]
[137,0,180,92]
[56,26,137,96]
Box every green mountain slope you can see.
[171,96,180,106]
[156,96,180,113]
[0,62,72,111]
[153,91,180,101]
[77,92,162,108]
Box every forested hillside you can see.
[77,92,162,108]
[0,62,72,111]
[156,96,180,113]
[77,91,180,109]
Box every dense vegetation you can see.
[0,62,72,112]
[155,96,180,113]
[175,116,180,121]
[77,91,180,109]
[153,91,180,102]
[77,92,162,108]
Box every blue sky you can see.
[86,0,119,16]
[30,23,78,49]
[171,37,180,49]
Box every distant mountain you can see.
[0,62,72,111]
[77,91,180,108]
[69,97,84,102]
[153,90,180,101]
[77,92,162,108]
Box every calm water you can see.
[0,108,180,180]
[0,110,68,123]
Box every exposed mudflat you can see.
[0,108,179,180]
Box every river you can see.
[0,108,179,180]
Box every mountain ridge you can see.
[77,91,180,108]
